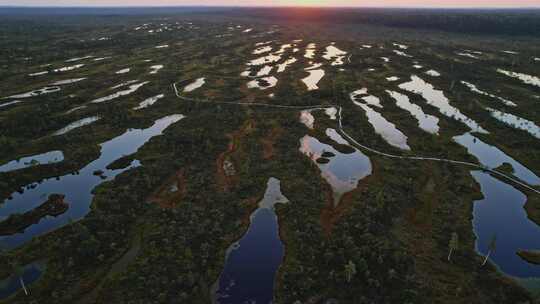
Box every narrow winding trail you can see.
[172,83,540,195]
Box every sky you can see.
[1,0,539,8]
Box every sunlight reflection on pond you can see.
[300,129,372,206]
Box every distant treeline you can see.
[1,6,539,37]
[222,8,540,37]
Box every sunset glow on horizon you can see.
[1,0,540,8]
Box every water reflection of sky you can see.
[0,114,184,249]
[299,128,372,205]
[487,108,540,140]
[0,151,64,173]
[386,90,440,135]
[454,133,540,186]
[216,178,287,304]
[472,171,540,278]
[399,75,488,134]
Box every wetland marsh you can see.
[0,7,539,304]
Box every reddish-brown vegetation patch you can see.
[260,126,283,160]
[320,176,373,236]
[216,120,255,191]
[148,170,187,209]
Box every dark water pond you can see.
[214,177,288,304]
[0,151,64,173]
[0,115,184,248]
[472,171,540,278]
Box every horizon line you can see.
[1,5,540,9]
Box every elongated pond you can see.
[399,76,488,134]
[454,133,540,186]
[0,114,184,248]
[350,90,411,150]
[214,177,289,304]
[92,82,149,103]
[386,90,440,135]
[183,78,206,92]
[472,171,540,278]
[53,116,100,136]
[5,87,60,99]
[457,133,540,278]
[0,151,64,173]
[486,108,540,140]
[461,81,516,107]
[134,94,165,110]
[497,69,540,88]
